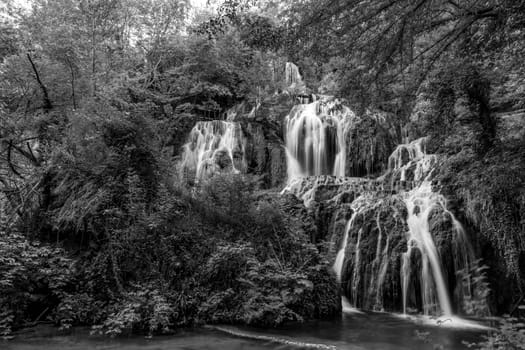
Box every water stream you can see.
[180,120,246,182]
[3,314,487,350]
[284,99,354,179]
[325,137,480,320]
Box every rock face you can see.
[345,110,399,177]
[176,55,409,186]
[231,94,295,188]
[282,177,408,312]
[338,194,408,312]
[179,87,402,187]
[281,138,489,316]
[178,61,504,318]
[179,120,247,184]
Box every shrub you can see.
[92,285,175,337]
[55,293,105,331]
[457,260,491,317]
[0,232,74,335]
[39,106,159,243]
[195,173,259,226]
[464,317,525,350]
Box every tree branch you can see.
[26,53,53,112]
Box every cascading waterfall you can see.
[390,138,475,316]
[333,201,362,282]
[180,120,246,182]
[333,196,371,314]
[175,57,484,323]
[402,182,454,316]
[284,99,354,180]
[328,137,480,318]
[332,195,385,311]
[387,137,435,183]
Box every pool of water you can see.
[2,312,489,350]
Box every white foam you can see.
[391,313,491,330]
[205,325,338,349]
[341,297,365,314]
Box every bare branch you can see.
[26,53,53,112]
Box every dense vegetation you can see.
[0,0,340,336]
[0,0,524,347]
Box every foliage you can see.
[415,62,495,155]
[284,0,525,112]
[55,293,105,331]
[193,0,257,38]
[39,106,159,240]
[345,110,398,177]
[198,239,338,327]
[457,260,491,317]
[91,285,174,337]
[464,317,525,350]
[409,55,524,310]
[1,0,524,340]
[1,158,338,335]
[0,232,75,336]
[436,125,525,312]
[195,173,258,226]
[237,13,283,52]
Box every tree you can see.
[285,0,525,111]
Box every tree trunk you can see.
[91,14,97,97]
[67,59,77,109]
[26,53,52,112]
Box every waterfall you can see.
[402,182,453,315]
[400,181,476,316]
[387,137,434,183]
[388,138,473,316]
[333,195,373,312]
[284,99,354,180]
[285,62,303,88]
[180,120,246,182]
[333,205,361,282]
[326,137,479,317]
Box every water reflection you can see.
[3,312,487,350]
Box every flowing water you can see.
[391,139,476,317]
[332,195,376,286]
[284,99,355,179]
[178,61,304,182]
[172,62,490,348]
[3,314,487,350]
[403,182,454,316]
[327,137,482,320]
[180,120,246,182]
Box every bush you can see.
[198,241,338,327]
[418,62,496,155]
[1,110,339,336]
[55,293,105,331]
[0,232,74,336]
[464,317,525,350]
[456,260,491,317]
[91,285,174,337]
[196,173,259,226]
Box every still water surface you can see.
[3,312,488,350]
